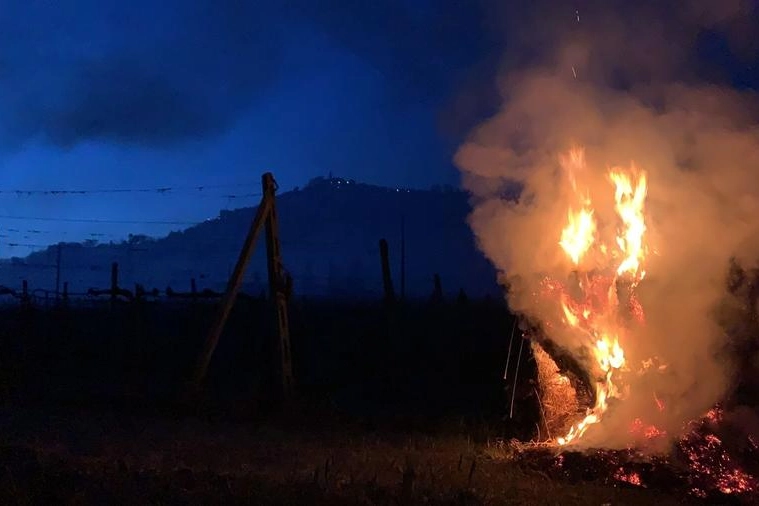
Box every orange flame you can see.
[560,206,596,265]
[610,170,648,279]
[553,149,649,446]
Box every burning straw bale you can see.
[528,336,594,441]
[531,340,581,439]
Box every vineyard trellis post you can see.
[110,262,119,310]
[379,238,395,305]
[263,175,294,398]
[192,172,294,398]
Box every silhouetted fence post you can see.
[131,283,144,394]
[379,239,396,305]
[193,172,294,402]
[55,243,62,301]
[430,274,443,304]
[400,215,406,301]
[263,173,294,399]
[110,262,119,310]
[21,280,29,308]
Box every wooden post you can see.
[21,280,29,307]
[379,239,396,304]
[190,278,198,306]
[110,262,119,308]
[431,274,443,304]
[192,190,272,387]
[263,173,294,398]
[55,243,62,301]
[400,215,406,301]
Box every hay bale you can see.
[531,340,588,439]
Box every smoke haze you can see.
[456,0,759,449]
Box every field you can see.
[0,406,692,505]
[0,296,745,504]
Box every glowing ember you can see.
[653,392,665,412]
[704,406,723,425]
[613,467,643,487]
[629,418,666,440]
[678,417,758,497]
[516,407,756,499]
[549,147,649,446]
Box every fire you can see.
[679,420,758,497]
[613,467,643,487]
[551,148,649,446]
[559,206,596,265]
[610,170,648,279]
[629,417,667,440]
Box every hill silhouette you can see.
[0,177,503,300]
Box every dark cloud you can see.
[0,0,754,151]
[0,0,495,150]
[0,1,286,148]
[42,56,210,147]
[288,0,492,103]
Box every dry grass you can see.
[0,407,696,505]
[531,341,584,440]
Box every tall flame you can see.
[559,206,596,265]
[552,148,649,446]
[610,170,648,279]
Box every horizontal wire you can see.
[0,215,198,225]
[0,182,259,196]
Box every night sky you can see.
[0,1,756,255]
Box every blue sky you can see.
[0,1,495,253]
[0,0,756,255]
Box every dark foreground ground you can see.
[0,298,756,504]
[0,405,727,506]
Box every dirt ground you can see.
[0,406,726,506]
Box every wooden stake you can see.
[509,335,525,419]
[503,318,518,380]
[192,193,272,387]
[430,274,443,304]
[110,262,119,309]
[21,280,29,307]
[263,173,294,398]
[379,239,396,305]
[400,215,406,301]
[55,243,62,301]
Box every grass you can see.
[0,406,705,505]
[0,299,754,504]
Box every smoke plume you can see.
[456,0,759,449]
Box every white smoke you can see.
[455,1,759,449]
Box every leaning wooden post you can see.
[192,186,272,388]
[379,239,396,305]
[263,173,294,398]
